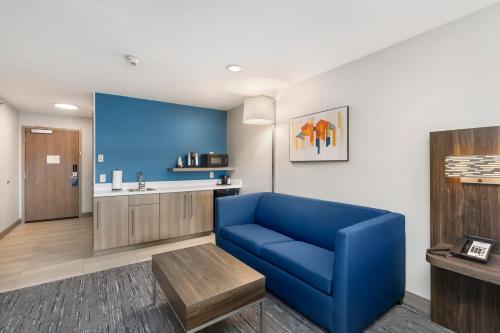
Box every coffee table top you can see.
[152,243,265,331]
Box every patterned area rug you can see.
[0,261,450,332]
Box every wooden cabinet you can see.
[129,193,160,206]
[189,190,214,234]
[129,204,160,245]
[160,190,214,238]
[94,196,129,251]
[160,192,189,238]
[93,190,213,251]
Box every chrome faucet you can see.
[138,171,145,190]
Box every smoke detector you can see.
[125,54,141,66]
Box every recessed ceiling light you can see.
[226,64,243,72]
[54,103,79,110]
[125,54,141,66]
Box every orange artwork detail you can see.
[296,117,337,154]
[315,119,330,143]
[300,121,315,146]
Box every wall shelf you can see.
[168,167,235,172]
[426,243,500,286]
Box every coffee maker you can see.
[217,175,231,185]
[187,152,199,167]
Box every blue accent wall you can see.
[95,93,227,183]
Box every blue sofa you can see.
[215,192,405,333]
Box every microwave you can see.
[200,153,228,167]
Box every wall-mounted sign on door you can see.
[47,155,61,164]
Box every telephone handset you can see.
[450,235,496,264]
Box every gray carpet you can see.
[0,261,451,333]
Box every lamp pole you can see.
[271,105,275,193]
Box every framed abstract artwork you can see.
[289,106,349,162]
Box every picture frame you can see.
[289,106,349,162]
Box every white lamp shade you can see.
[243,96,274,125]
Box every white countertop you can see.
[94,179,242,198]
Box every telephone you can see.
[427,235,497,264]
[450,235,496,264]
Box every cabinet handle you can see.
[184,194,187,219]
[190,194,193,218]
[96,202,100,229]
[132,209,135,236]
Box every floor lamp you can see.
[243,96,276,192]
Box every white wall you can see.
[227,106,272,194]
[274,5,500,300]
[0,101,20,233]
[19,112,93,213]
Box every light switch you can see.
[97,154,104,163]
[99,174,106,183]
[210,172,214,179]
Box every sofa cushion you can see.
[255,193,388,251]
[220,224,293,256]
[260,241,335,295]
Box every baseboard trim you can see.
[403,291,430,316]
[80,212,93,218]
[0,219,21,240]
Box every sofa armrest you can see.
[215,193,264,237]
[333,213,405,333]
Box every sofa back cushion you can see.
[254,193,388,251]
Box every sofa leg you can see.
[397,298,404,305]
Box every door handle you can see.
[96,202,100,229]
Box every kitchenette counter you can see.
[94,179,242,198]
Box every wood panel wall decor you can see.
[429,125,500,333]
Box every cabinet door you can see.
[129,204,160,245]
[159,192,189,239]
[94,196,129,251]
[189,190,214,234]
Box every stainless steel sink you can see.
[128,188,156,192]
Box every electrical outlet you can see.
[99,174,106,183]
[97,154,104,163]
[210,172,214,179]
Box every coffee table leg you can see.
[152,277,157,305]
[259,301,263,333]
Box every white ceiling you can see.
[0,0,498,117]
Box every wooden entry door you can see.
[25,128,80,222]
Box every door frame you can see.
[21,126,83,222]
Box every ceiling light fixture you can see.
[125,54,141,66]
[226,64,243,72]
[54,103,79,110]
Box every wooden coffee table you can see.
[152,243,266,332]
